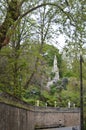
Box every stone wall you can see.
[0,102,35,130]
[34,107,80,128]
[0,102,80,130]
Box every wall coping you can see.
[0,102,80,113]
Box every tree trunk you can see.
[0,0,20,49]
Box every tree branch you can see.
[0,2,75,49]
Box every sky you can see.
[54,34,66,50]
[48,34,66,51]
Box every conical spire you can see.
[46,55,59,89]
[52,55,59,80]
[52,55,57,72]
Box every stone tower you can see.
[52,55,59,82]
[46,55,59,88]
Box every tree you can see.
[62,0,86,77]
[1,0,83,49]
[0,0,86,110]
[0,0,57,48]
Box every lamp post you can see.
[80,55,84,130]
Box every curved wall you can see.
[0,102,80,130]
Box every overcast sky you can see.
[54,34,66,50]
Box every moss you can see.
[0,96,33,111]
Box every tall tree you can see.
[1,0,82,49]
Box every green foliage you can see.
[50,84,58,95]
[61,78,68,90]
[63,71,75,77]
[0,0,86,113]
[40,90,57,106]
[50,72,55,80]
[42,44,63,77]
